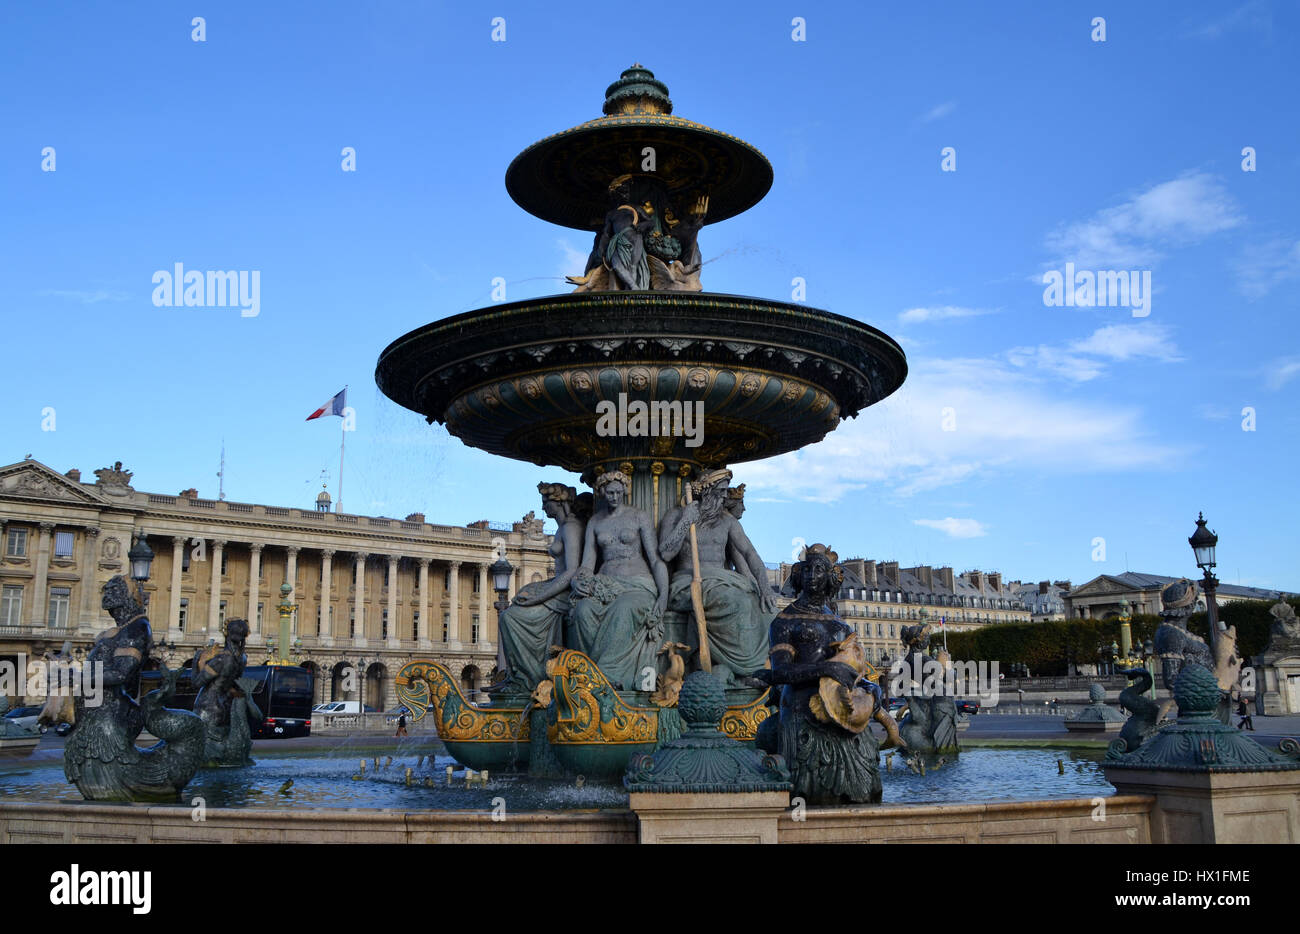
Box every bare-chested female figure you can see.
[567,471,669,690]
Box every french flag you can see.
[306,388,347,421]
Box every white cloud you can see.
[899,305,991,324]
[40,288,128,304]
[1184,1,1272,40]
[737,356,1183,503]
[1008,324,1180,382]
[1046,172,1243,269]
[1235,238,1300,298]
[917,101,957,124]
[1264,356,1300,391]
[1067,324,1181,362]
[914,517,988,538]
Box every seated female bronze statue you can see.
[492,482,593,693]
[751,544,881,804]
[567,470,669,690]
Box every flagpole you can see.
[338,385,347,514]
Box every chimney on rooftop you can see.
[936,567,955,591]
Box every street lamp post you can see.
[490,554,514,688]
[1189,512,1221,657]
[356,656,367,720]
[127,532,154,606]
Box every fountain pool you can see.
[0,746,1114,810]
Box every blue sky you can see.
[2,1,1297,591]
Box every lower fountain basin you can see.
[0,746,1114,810]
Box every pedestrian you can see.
[395,711,408,738]
[1236,697,1254,732]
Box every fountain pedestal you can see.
[1103,663,1300,843]
[630,791,790,843]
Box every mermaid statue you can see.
[751,544,882,804]
[491,482,593,693]
[59,576,205,801]
[567,470,669,691]
[191,617,262,767]
[894,624,959,755]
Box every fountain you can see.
[377,64,906,783]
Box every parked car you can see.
[3,705,44,733]
[314,701,377,716]
[955,698,980,715]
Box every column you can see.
[30,522,53,629]
[248,543,263,635]
[167,536,184,639]
[417,558,431,649]
[447,560,460,647]
[207,539,226,638]
[386,555,399,648]
[80,527,102,632]
[477,562,489,646]
[319,549,334,646]
[353,552,368,647]
[285,546,299,634]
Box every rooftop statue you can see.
[1268,600,1300,643]
[56,576,204,801]
[658,469,774,686]
[568,471,669,690]
[492,483,593,693]
[191,617,261,767]
[751,544,882,804]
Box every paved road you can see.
[957,711,1300,747]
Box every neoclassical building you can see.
[1064,572,1285,620]
[0,457,554,709]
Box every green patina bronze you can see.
[378,67,905,793]
[1105,663,1300,773]
[624,672,791,793]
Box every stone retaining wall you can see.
[0,802,637,844]
[777,795,1154,844]
[0,795,1153,844]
